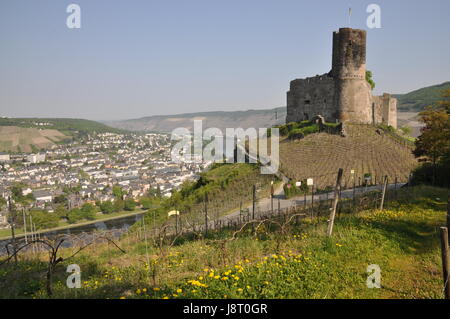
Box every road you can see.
[214,182,405,224]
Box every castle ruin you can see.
[286,28,397,128]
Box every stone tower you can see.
[332,28,372,124]
[286,27,397,128]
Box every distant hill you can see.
[106,82,449,133]
[394,81,450,111]
[105,107,287,132]
[0,126,70,153]
[0,118,125,136]
[0,118,126,153]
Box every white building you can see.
[0,152,10,162]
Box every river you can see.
[0,212,144,255]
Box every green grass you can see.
[0,185,448,299]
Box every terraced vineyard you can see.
[279,124,418,189]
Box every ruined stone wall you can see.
[387,96,397,128]
[286,27,397,128]
[286,74,335,123]
[371,94,398,128]
[371,96,384,124]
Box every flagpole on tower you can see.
[348,7,352,28]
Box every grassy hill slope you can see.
[279,124,418,189]
[0,118,125,152]
[394,81,450,111]
[2,185,447,299]
[0,126,70,153]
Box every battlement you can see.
[289,73,333,90]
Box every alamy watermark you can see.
[66,4,81,29]
[66,264,81,288]
[170,120,279,174]
[366,264,381,288]
[366,4,381,29]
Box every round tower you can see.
[332,28,372,124]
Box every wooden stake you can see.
[252,185,256,220]
[447,195,450,243]
[379,175,388,210]
[327,168,343,237]
[8,197,18,264]
[204,193,208,236]
[440,227,450,299]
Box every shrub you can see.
[124,199,137,211]
[81,203,97,220]
[283,179,308,198]
[29,210,59,230]
[99,201,114,214]
[113,199,125,212]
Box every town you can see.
[0,132,208,230]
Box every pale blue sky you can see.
[1,0,449,120]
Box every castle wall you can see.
[371,94,398,128]
[371,96,384,124]
[286,27,397,128]
[286,74,335,123]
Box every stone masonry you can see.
[286,28,397,128]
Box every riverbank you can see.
[0,210,145,241]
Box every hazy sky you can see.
[1,0,449,121]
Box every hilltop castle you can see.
[286,28,397,128]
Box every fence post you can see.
[394,176,398,199]
[204,193,208,236]
[304,191,307,208]
[8,196,18,264]
[353,177,356,207]
[447,196,450,243]
[252,185,256,220]
[440,227,450,299]
[379,175,388,210]
[239,201,242,223]
[327,168,343,237]
[271,182,274,215]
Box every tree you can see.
[412,89,450,186]
[112,185,125,199]
[81,203,97,220]
[0,197,6,209]
[54,204,68,219]
[413,107,449,164]
[113,199,124,212]
[366,70,376,90]
[100,201,114,214]
[400,125,412,136]
[438,88,450,114]
[124,199,136,211]
[139,197,152,210]
[67,208,83,224]
[30,210,59,230]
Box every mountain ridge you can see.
[106,82,449,132]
